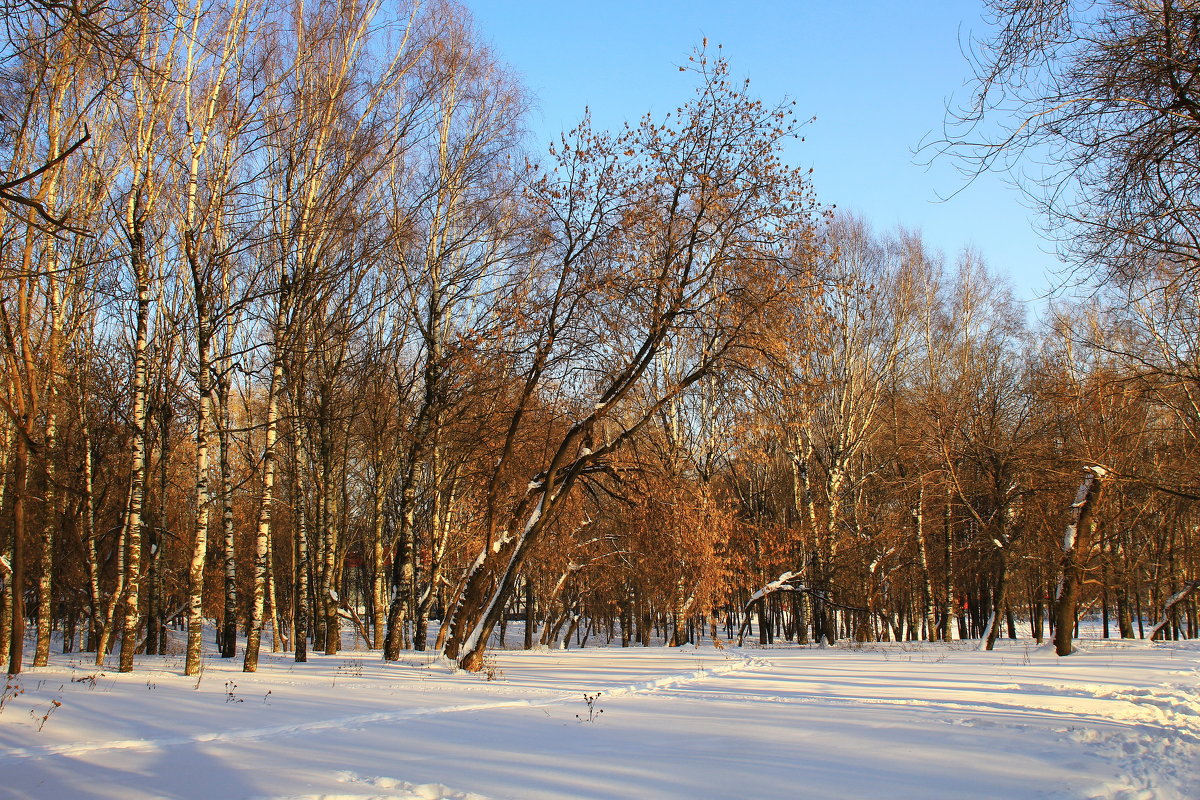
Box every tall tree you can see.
[440,50,821,671]
[244,0,424,671]
[172,0,259,674]
[0,2,119,673]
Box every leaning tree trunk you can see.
[1148,579,1200,641]
[445,529,537,671]
[1053,466,1105,656]
[94,481,128,666]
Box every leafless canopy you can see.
[945,0,1200,286]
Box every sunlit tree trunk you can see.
[913,482,940,641]
[0,423,13,663]
[33,222,63,668]
[118,216,152,673]
[1054,467,1105,656]
[6,426,30,674]
[370,458,388,649]
[942,486,956,641]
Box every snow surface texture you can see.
[1,637,1197,799]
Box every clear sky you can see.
[462,0,1068,309]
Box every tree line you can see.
[1,0,1197,676]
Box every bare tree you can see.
[1054,465,1105,655]
[0,1,116,673]
[440,50,821,671]
[243,0,424,671]
[928,255,1041,649]
[112,2,178,673]
[169,0,259,675]
[946,0,1200,284]
[381,8,526,659]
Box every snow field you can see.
[1,638,1197,799]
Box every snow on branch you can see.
[1148,579,1200,641]
[746,571,803,605]
[1062,465,1106,555]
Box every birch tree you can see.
[172,0,259,675]
[245,0,424,671]
[382,11,526,659]
[0,3,119,673]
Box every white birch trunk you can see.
[119,269,150,673]
[184,343,213,676]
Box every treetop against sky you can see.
[464,0,1065,308]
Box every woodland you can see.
[1,0,1199,678]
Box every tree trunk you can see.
[524,576,536,650]
[942,487,956,641]
[219,377,237,659]
[95,481,129,666]
[1148,579,1200,641]
[7,426,29,675]
[244,359,281,672]
[1054,466,1104,656]
[119,266,152,673]
[184,318,213,676]
[983,544,1009,651]
[33,409,56,667]
[320,456,340,657]
[371,464,387,649]
[0,423,11,664]
[913,482,939,641]
[383,489,418,659]
[266,528,282,652]
[414,479,453,652]
[151,394,172,656]
[81,409,100,655]
[293,436,310,663]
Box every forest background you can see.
[1,0,1198,677]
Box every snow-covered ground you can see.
[2,635,1197,799]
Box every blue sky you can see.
[463,0,1067,308]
